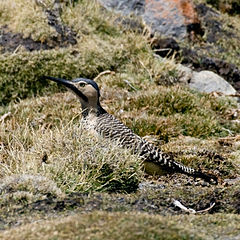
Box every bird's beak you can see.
[42,76,88,102]
[43,76,74,89]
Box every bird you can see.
[43,76,217,183]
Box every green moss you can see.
[117,86,239,139]
[0,44,131,105]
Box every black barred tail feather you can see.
[137,141,218,183]
[171,161,218,183]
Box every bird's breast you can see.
[81,114,98,136]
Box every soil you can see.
[0,26,51,53]
[0,7,76,53]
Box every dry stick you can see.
[173,199,216,214]
[228,93,240,97]
[94,70,115,81]
[124,80,138,91]
[12,45,21,55]
[0,112,11,122]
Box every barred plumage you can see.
[43,76,217,183]
[95,112,195,175]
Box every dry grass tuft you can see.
[0,93,143,195]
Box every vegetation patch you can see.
[1,211,240,240]
[206,0,240,15]
[0,0,239,238]
[0,94,142,195]
[110,85,240,139]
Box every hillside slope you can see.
[0,0,240,239]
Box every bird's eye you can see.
[79,82,86,87]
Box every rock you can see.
[98,0,145,15]
[98,0,203,39]
[189,70,237,95]
[150,37,180,57]
[181,48,240,93]
[177,64,193,84]
[179,4,240,93]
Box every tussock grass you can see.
[0,0,178,106]
[0,174,63,206]
[0,41,136,105]
[109,85,240,139]
[0,23,152,106]
[0,94,142,196]
[0,0,239,238]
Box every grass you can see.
[0,0,57,41]
[108,85,240,139]
[0,0,177,106]
[0,93,142,195]
[0,0,240,239]
[1,211,240,240]
[190,0,240,69]
[206,0,240,15]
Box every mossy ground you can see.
[0,0,240,239]
[1,211,240,240]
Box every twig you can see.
[12,45,21,55]
[94,70,115,81]
[173,199,215,214]
[0,112,11,122]
[123,80,138,91]
[227,93,240,97]
[34,0,47,8]
[196,202,216,213]
[173,199,196,213]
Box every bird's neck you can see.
[81,103,106,118]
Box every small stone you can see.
[177,64,193,84]
[189,70,237,95]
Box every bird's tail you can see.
[170,160,218,184]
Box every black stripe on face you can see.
[43,76,88,102]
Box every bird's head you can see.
[43,76,105,116]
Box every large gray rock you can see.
[189,70,237,95]
[98,0,145,15]
[98,0,201,39]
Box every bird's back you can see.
[95,112,198,176]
